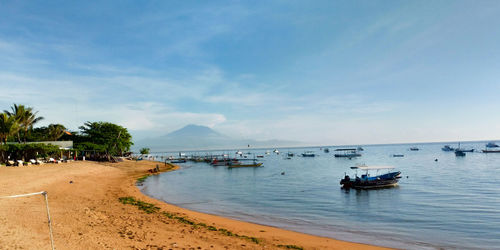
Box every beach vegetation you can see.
[0,112,20,145]
[0,103,134,163]
[118,196,160,214]
[76,121,133,160]
[4,104,44,143]
[277,244,303,250]
[136,174,150,184]
[120,196,261,244]
[139,147,150,155]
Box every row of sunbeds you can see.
[4,158,66,166]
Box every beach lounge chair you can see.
[36,159,44,165]
[30,159,38,165]
[7,160,15,166]
[17,160,24,166]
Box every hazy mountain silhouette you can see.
[133,124,299,152]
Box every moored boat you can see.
[482,149,500,153]
[170,159,187,163]
[442,145,454,151]
[324,148,330,153]
[409,147,419,151]
[301,151,316,157]
[228,161,263,168]
[334,148,361,158]
[340,165,401,189]
[486,142,499,148]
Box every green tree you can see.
[140,148,150,155]
[0,113,19,144]
[47,124,67,141]
[5,104,44,143]
[78,121,133,159]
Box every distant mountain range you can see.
[132,124,300,152]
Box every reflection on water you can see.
[141,142,500,249]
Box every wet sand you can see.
[0,160,390,249]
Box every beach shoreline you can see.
[0,160,389,249]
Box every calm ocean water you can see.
[140,142,500,249]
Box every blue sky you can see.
[1,1,500,145]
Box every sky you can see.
[1,0,500,145]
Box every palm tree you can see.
[4,104,26,142]
[0,112,20,144]
[5,104,44,143]
[47,124,67,141]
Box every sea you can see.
[139,142,500,249]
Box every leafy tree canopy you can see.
[78,121,133,157]
[140,148,150,155]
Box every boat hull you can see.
[340,171,401,189]
[228,163,263,168]
[335,153,361,157]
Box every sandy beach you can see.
[0,160,389,249]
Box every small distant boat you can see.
[357,147,364,151]
[324,148,330,153]
[340,165,402,189]
[455,150,466,157]
[392,154,404,157]
[273,149,280,154]
[287,152,294,157]
[265,151,271,155]
[409,147,419,151]
[486,142,499,148]
[334,148,361,158]
[482,149,500,153]
[211,158,239,166]
[228,161,263,168]
[302,151,316,157]
[256,155,264,158]
[442,145,455,152]
[236,150,243,155]
[170,159,187,163]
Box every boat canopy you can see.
[335,148,357,151]
[350,165,395,170]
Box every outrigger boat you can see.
[302,151,316,157]
[228,161,263,168]
[334,148,361,158]
[340,165,402,189]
